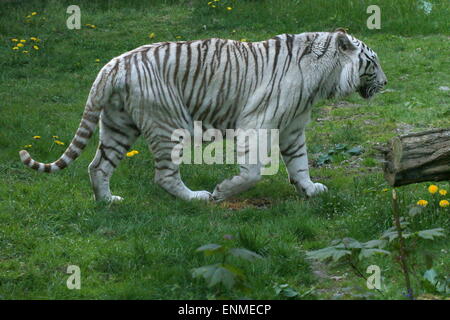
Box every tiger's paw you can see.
[190,190,213,201]
[110,195,124,202]
[94,195,124,203]
[304,182,328,197]
[211,188,229,203]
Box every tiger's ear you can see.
[334,28,348,34]
[336,32,356,52]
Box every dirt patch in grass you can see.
[331,101,363,109]
[220,198,272,210]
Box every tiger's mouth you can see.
[358,83,383,99]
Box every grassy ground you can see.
[0,0,449,299]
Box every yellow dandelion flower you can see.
[33,45,39,50]
[24,144,32,148]
[54,140,65,145]
[22,50,29,54]
[240,38,247,42]
[11,38,18,42]
[176,36,182,39]
[26,15,31,18]
[439,189,447,196]
[91,25,96,28]
[31,12,37,16]
[52,135,59,139]
[227,7,233,11]
[12,46,19,50]
[428,185,438,194]
[211,4,216,8]
[382,188,389,192]
[30,37,38,41]
[17,43,24,48]
[149,32,156,39]
[33,135,41,139]
[439,200,449,208]
[20,39,26,43]
[417,200,428,207]
[126,150,140,157]
[95,59,100,62]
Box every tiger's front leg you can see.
[281,130,328,197]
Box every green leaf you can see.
[417,228,445,240]
[192,264,221,281]
[306,246,351,262]
[196,243,224,255]
[208,265,236,290]
[422,269,449,294]
[273,283,299,299]
[381,230,398,242]
[330,239,343,246]
[222,264,245,278]
[317,154,332,166]
[229,248,263,261]
[363,239,388,249]
[192,264,237,290]
[282,287,299,298]
[308,238,389,264]
[273,283,289,295]
[358,248,390,260]
[381,229,412,242]
[335,143,347,151]
[423,269,438,286]
[346,146,364,156]
[196,243,222,251]
[342,237,363,249]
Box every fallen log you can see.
[380,128,450,187]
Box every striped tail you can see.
[19,109,101,173]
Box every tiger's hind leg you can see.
[88,107,140,202]
[144,127,212,201]
[212,163,262,202]
[212,129,263,202]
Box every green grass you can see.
[0,0,449,299]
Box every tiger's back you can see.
[119,35,313,131]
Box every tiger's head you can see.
[334,30,387,99]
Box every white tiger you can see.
[19,30,387,202]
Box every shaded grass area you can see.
[0,0,449,299]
